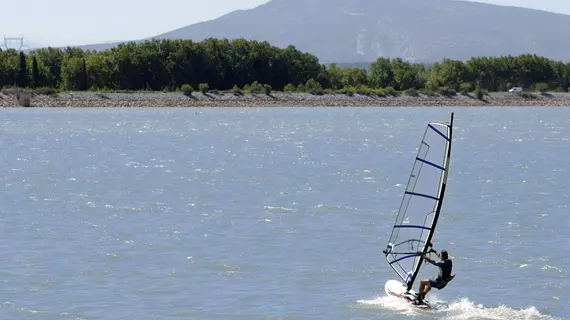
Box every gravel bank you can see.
[1,91,570,108]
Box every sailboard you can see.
[382,113,454,310]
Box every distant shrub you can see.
[475,87,484,100]
[342,86,356,96]
[460,83,473,95]
[264,84,272,95]
[439,86,456,96]
[519,92,536,99]
[297,83,306,92]
[232,85,243,96]
[474,82,485,100]
[199,83,209,94]
[535,82,549,93]
[250,81,264,94]
[95,92,110,99]
[34,87,58,96]
[419,89,437,97]
[283,83,296,92]
[305,79,323,93]
[181,84,194,96]
[242,84,250,93]
[404,88,418,97]
[355,85,374,96]
[374,88,387,97]
[384,86,397,96]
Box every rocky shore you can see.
[1,91,570,108]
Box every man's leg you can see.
[418,280,431,300]
[422,282,432,299]
[418,280,431,301]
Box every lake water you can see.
[0,106,568,320]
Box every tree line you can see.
[1,38,569,94]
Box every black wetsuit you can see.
[429,259,453,289]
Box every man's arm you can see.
[423,249,441,264]
[434,250,442,259]
[423,255,435,264]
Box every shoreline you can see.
[2,91,570,108]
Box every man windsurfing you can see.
[414,248,455,305]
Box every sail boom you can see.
[389,254,422,265]
[404,191,440,201]
[393,225,432,231]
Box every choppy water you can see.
[0,107,568,319]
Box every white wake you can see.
[356,295,561,319]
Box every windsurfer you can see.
[414,249,454,305]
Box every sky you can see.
[1,0,569,48]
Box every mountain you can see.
[149,0,570,63]
[25,41,46,49]
[64,0,570,64]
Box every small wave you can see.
[263,206,295,212]
[3,301,45,315]
[357,296,560,319]
[441,298,559,320]
[315,204,343,210]
[356,295,420,316]
[540,265,564,273]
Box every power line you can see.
[3,35,28,51]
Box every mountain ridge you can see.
[35,0,570,63]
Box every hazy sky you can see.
[1,0,569,47]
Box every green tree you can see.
[391,58,419,90]
[81,58,88,91]
[8,39,570,95]
[369,57,393,88]
[32,56,39,89]
[438,59,468,91]
[425,64,440,92]
[17,52,28,87]
[326,64,343,89]
[61,57,86,90]
[340,68,367,87]
[34,47,64,88]
[0,50,19,87]
[84,54,112,90]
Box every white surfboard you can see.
[385,280,431,309]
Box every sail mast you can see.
[406,112,454,291]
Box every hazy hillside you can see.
[62,0,570,64]
[153,0,570,63]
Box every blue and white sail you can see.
[383,113,454,291]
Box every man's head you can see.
[440,250,449,260]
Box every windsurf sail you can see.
[383,113,454,291]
